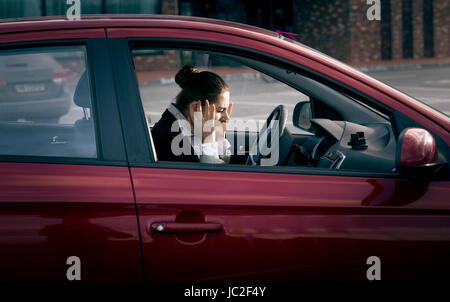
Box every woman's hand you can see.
[191,100,218,143]
[191,100,232,144]
[216,103,232,143]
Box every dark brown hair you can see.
[174,65,229,113]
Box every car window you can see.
[132,49,309,130]
[131,47,397,173]
[0,46,97,158]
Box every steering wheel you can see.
[246,105,287,166]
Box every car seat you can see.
[73,70,96,157]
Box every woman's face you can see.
[213,90,231,123]
[187,90,231,126]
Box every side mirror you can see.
[293,101,312,130]
[396,127,440,177]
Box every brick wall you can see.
[348,0,381,62]
[434,0,450,58]
[162,0,178,15]
[292,0,384,63]
[412,0,424,58]
[391,0,403,59]
[133,50,181,73]
[133,0,180,73]
[293,0,351,62]
[159,0,449,63]
[292,0,449,62]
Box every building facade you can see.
[1,0,448,63]
[291,0,449,63]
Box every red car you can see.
[0,15,449,285]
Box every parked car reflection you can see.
[0,52,71,123]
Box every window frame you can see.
[111,37,422,178]
[0,38,127,166]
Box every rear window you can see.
[0,46,97,158]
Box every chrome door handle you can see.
[150,222,222,233]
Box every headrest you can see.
[73,71,91,108]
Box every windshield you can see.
[279,35,450,117]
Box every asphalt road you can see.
[366,66,450,116]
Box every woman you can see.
[151,65,233,163]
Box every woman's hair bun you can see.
[175,65,200,88]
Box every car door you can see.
[107,26,450,282]
[0,29,142,282]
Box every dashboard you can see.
[289,119,397,172]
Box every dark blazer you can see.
[151,109,199,162]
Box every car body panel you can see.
[0,25,141,282]
[132,167,450,281]
[0,162,143,282]
[0,28,105,44]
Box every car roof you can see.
[0,14,278,37]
